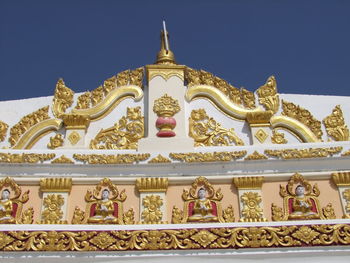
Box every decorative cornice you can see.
[73,153,150,164]
[264,147,342,159]
[51,155,74,164]
[146,65,184,81]
[40,178,72,192]
[1,224,349,251]
[233,177,264,189]
[0,153,55,163]
[136,178,168,192]
[62,114,90,130]
[169,151,247,163]
[332,172,350,186]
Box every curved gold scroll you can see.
[71,85,143,121]
[185,85,262,120]
[12,119,63,149]
[270,116,320,143]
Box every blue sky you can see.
[1,0,349,100]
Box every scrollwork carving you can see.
[73,153,150,164]
[265,147,342,159]
[39,194,67,224]
[239,192,267,222]
[47,134,64,149]
[0,120,9,142]
[256,76,279,113]
[323,105,349,141]
[169,151,247,162]
[52,78,74,118]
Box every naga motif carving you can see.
[189,109,244,146]
[256,76,279,113]
[323,105,349,141]
[90,107,144,150]
[52,78,74,118]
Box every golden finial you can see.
[155,21,176,64]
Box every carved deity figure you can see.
[289,185,319,220]
[87,189,118,224]
[0,189,16,223]
[187,188,219,222]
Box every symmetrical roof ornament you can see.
[156,21,176,65]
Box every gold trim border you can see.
[233,177,264,189]
[0,224,349,251]
[332,172,350,186]
[136,178,168,192]
[39,178,72,192]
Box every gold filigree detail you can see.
[123,208,135,225]
[189,109,244,146]
[51,155,74,164]
[40,178,72,192]
[62,114,90,130]
[246,111,273,125]
[52,78,74,118]
[169,151,246,163]
[0,121,9,142]
[271,129,288,144]
[0,153,55,163]
[141,195,163,224]
[343,189,350,214]
[254,129,268,143]
[19,207,34,224]
[148,154,171,163]
[271,203,284,221]
[322,203,336,219]
[222,205,235,222]
[244,151,268,160]
[256,76,279,113]
[47,134,64,149]
[39,194,67,224]
[68,131,81,145]
[233,177,264,189]
[136,178,168,192]
[90,107,144,150]
[240,192,267,222]
[71,207,85,224]
[153,94,180,117]
[9,106,49,146]
[281,100,323,140]
[264,147,342,159]
[323,105,349,141]
[1,224,350,251]
[332,172,350,186]
[73,153,150,164]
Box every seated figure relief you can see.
[271,173,333,221]
[72,178,134,224]
[172,176,235,223]
[0,177,31,224]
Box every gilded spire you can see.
[156,21,176,64]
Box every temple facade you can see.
[0,28,350,263]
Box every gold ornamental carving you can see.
[281,100,323,140]
[322,203,336,220]
[51,155,74,164]
[271,129,288,144]
[1,224,350,251]
[244,151,268,160]
[63,114,90,130]
[68,131,81,145]
[233,177,264,189]
[271,173,326,221]
[264,146,342,159]
[254,129,268,143]
[148,154,171,163]
[343,189,350,214]
[136,178,168,192]
[90,107,144,150]
[71,207,85,224]
[342,149,350,156]
[47,134,64,149]
[323,105,349,141]
[73,153,150,164]
[332,172,350,186]
[256,76,279,113]
[0,153,55,163]
[246,111,273,125]
[39,194,67,224]
[141,195,163,224]
[0,120,9,142]
[239,192,267,222]
[169,151,246,163]
[0,177,30,224]
[40,178,72,192]
[153,94,180,117]
[189,109,244,146]
[147,65,184,81]
[240,88,256,109]
[52,78,74,118]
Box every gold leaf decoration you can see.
[52,78,74,118]
[47,134,64,149]
[189,109,244,146]
[323,105,349,141]
[223,205,235,223]
[171,206,183,224]
[148,154,171,163]
[240,88,256,109]
[51,155,74,164]
[71,207,85,224]
[141,195,163,224]
[281,100,323,140]
[244,151,268,160]
[9,106,50,147]
[239,192,267,222]
[0,153,55,163]
[322,203,336,219]
[169,151,247,163]
[0,120,9,142]
[342,149,350,156]
[73,153,150,164]
[271,203,284,221]
[68,131,81,145]
[1,224,350,251]
[256,76,279,113]
[123,208,135,225]
[271,129,288,144]
[153,94,180,117]
[90,107,144,150]
[19,207,34,224]
[265,147,342,159]
[39,194,67,224]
